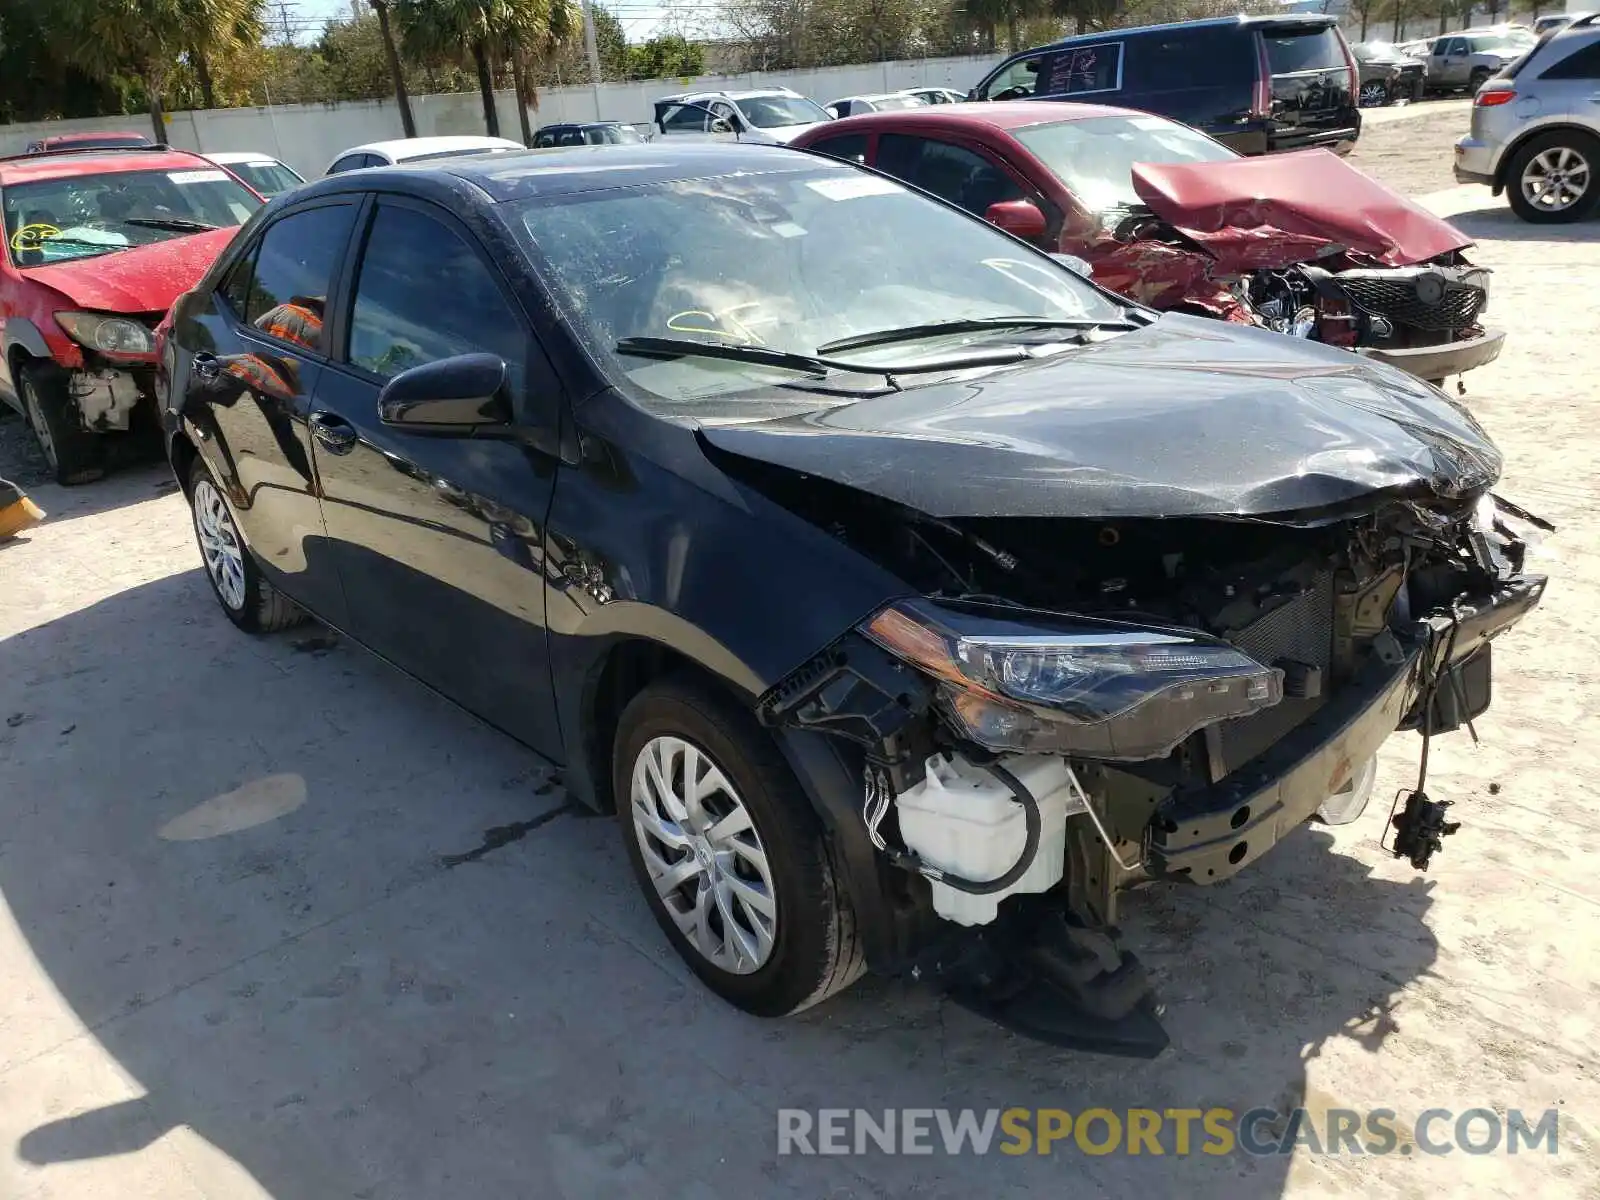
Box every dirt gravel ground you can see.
[2,107,1598,1199]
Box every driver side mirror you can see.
[378,353,512,435]
[966,88,978,101]
[985,198,1048,244]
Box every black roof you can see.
[1016,11,1338,53]
[534,121,629,132]
[296,142,829,206]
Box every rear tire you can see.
[1468,67,1492,93]
[187,456,304,633]
[614,679,865,1017]
[21,363,103,485]
[1505,130,1600,224]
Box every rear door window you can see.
[1122,27,1254,90]
[1540,40,1600,78]
[237,204,358,354]
[1263,27,1347,72]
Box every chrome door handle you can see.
[308,411,358,454]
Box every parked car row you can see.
[142,138,1546,1055]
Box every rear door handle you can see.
[308,411,358,455]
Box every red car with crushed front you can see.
[0,144,263,483]
[791,102,1503,387]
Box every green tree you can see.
[626,34,705,79]
[52,0,265,140]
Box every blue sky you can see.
[290,0,673,44]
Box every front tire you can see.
[614,679,865,1017]
[187,457,304,633]
[21,363,103,485]
[1506,131,1600,224]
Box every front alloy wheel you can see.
[1358,81,1389,107]
[613,680,865,1017]
[629,734,777,974]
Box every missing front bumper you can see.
[1148,574,1544,884]
[67,366,150,432]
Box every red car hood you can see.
[1130,149,1471,271]
[24,227,238,314]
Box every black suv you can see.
[971,15,1362,156]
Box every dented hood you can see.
[1130,149,1472,270]
[698,315,1501,520]
[23,228,238,314]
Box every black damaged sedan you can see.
[155,142,1545,1055]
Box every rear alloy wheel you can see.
[615,680,865,1017]
[187,457,304,633]
[21,364,103,485]
[1507,132,1600,224]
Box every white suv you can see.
[1454,15,1600,222]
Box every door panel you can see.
[311,199,562,757]
[181,201,358,625]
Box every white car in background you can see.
[203,151,305,197]
[901,86,968,105]
[323,135,526,176]
[652,88,833,144]
[824,93,929,118]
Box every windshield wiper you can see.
[616,335,1030,381]
[120,216,219,232]
[816,314,1142,356]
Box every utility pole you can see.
[278,0,294,45]
[580,0,604,120]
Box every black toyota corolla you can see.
[155,142,1546,1056]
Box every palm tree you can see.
[370,0,418,137]
[503,0,581,144]
[189,0,265,109]
[56,0,261,142]
[395,0,505,137]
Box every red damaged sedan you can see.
[0,145,263,483]
[792,102,1503,385]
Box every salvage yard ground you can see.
[2,102,1598,1199]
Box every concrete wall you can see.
[0,54,1005,180]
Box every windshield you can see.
[229,160,303,197]
[1013,115,1237,214]
[3,167,261,266]
[1353,41,1402,58]
[868,96,925,111]
[737,95,831,128]
[1468,35,1522,53]
[512,163,1123,405]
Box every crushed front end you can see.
[1083,148,1507,384]
[757,487,1547,1057]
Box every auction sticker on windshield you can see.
[168,169,232,185]
[807,176,901,201]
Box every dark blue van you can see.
[969,14,1362,156]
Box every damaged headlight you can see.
[861,600,1283,760]
[56,312,154,356]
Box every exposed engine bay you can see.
[1085,210,1500,383]
[747,458,1549,1056]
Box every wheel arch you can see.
[1492,122,1600,192]
[575,635,761,816]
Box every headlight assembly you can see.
[56,312,154,356]
[861,600,1283,760]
